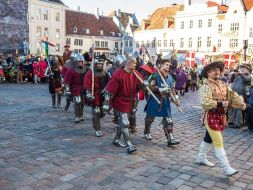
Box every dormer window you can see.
[111,32,115,36]
[86,29,90,34]
[100,30,104,35]
[73,27,77,33]
[118,33,121,37]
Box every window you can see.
[100,30,104,35]
[111,32,115,36]
[56,29,60,39]
[207,36,211,47]
[163,33,167,38]
[208,19,212,27]
[66,38,71,45]
[36,9,41,19]
[181,21,184,29]
[189,20,193,29]
[79,39,83,46]
[248,44,253,54]
[229,39,238,48]
[163,40,167,47]
[101,41,105,47]
[180,38,184,48]
[188,38,192,48]
[115,42,118,48]
[157,40,161,47]
[230,23,239,32]
[36,26,42,37]
[197,37,202,48]
[198,20,202,28]
[56,12,60,21]
[86,29,90,34]
[129,40,133,47]
[95,41,100,47]
[56,44,60,52]
[73,27,77,33]
[249,28,253,38]
[74,39,83,46]
[218,39,221,48]
[218,24,223,32]
[44,28,48,36]
[169,39,174,47]
[43,10,48,20]
[147,41,150,48]
[152,40,156,47]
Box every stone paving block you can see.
[60,174,76,182]
[53,183,73,190]
[155,176,171,185]
[177,185,193,190]
[169,178,185,188]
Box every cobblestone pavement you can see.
[0,84,253,190]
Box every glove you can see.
[86,91,95,101]
[143,80,149,87]
[159,87,170,95]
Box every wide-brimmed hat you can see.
[240,63,252,73]
[201,61,224,78]
[64,44,70,48]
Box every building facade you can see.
[28,0,67,56]
[134,5,184,57]
[109,9,139,54]
[0,0,29,54]
[65,9,122,58]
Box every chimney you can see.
[95,8,99,19]
[117,9,121,17]
[77,6,80,11]
[184,0,191,6]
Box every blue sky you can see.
[62,0,222,22]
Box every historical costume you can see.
[47,59,63,108]
[196,61,246,176]
[84,58,110,137]
[64,54,87,122]
[105,56,143,153]
[63,44,72,64]
[144,59,180,146]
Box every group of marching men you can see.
[47,44,248,177]
[47,44,181,154]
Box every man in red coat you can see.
[64,53,87,122]
[83,58,110,137]
[105,56,143,153]
[63,44,72,64]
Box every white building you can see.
[174,1,228,53]
[109,9,139,54]
[28,0,67,56]
[65,9,122,58]
[134,5,184,57]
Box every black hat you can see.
[201,61,224,78]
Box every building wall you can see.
[66,35,121,58]
[0,0,29,54]
[134,29,176,57]
[28,0,66,56]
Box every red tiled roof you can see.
[242,0,253,11]
[66,10,121,37]
[207,1,229,13]
[136,5,184,31]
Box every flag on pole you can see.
[186,52,195,68]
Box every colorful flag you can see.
[186,52,195,68]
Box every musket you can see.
[143,46,183,112]
[132,70,161,105]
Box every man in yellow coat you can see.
[196,61,246,176]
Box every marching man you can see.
[64,54,86,122]
[143,59,180,146]
[105,56,143,153]
[83,58,110,137]
[196,61,246,176]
